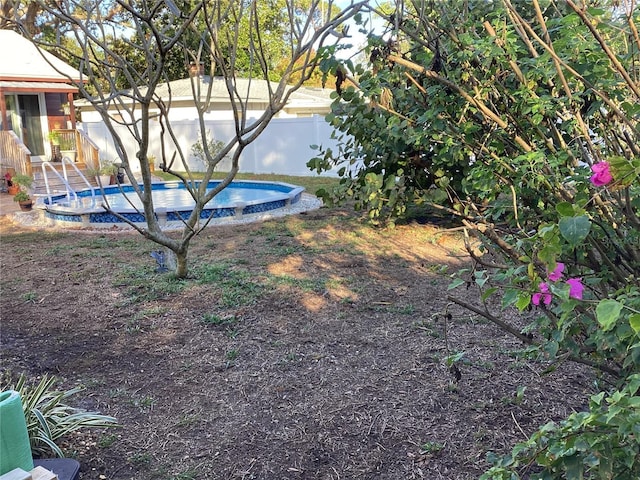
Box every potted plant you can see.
[48,131,62,161]
[11,174,34,211]
[100,161,118,185]
[5,172,19,195]
[48,131,60,144]
[13,191,33,211]
[59,134,77,162]
[89,160,117,186]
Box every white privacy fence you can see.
[80,115,344,177]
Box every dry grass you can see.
[0,205,593,479]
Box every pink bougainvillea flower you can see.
[590,161,612,187]
[567,278,584,300]
[532,282,552,306]
[548,262,565,282]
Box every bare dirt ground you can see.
[0,206,594,479]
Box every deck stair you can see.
[31,161,99,196]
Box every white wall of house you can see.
[80,115,345,177]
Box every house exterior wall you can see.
[80,115,347,177]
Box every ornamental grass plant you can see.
[3,374,118,458]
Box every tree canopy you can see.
[59,0,348,88]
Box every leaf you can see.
[629,314,640,335]
[564,454,584,480]
[628,375,640,396]
[475,273,488,288]
[596,299,623,331]
[624,346,640,371]
[33,408,51,440]
[558,216,591,246]
[445,351,465,366]
[448,278,466,290]
[590,391,605,407]
[608,155,638,188]
[516,292,531,311]
[544,340,559,359]
[538,244,562,266]
[556,202,575,217]
[502,289,519,308]
[605,405,622,424]
[481,287,498,301]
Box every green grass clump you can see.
[196,263,264,307]
[113,265,188,304]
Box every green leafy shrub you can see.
[481,375,640,479]
[191,131,226,166]
[3,374,118,458]
[312,1,640,477]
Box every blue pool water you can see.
[43,180,305,228]
[100,181,294,210]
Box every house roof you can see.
[76,75,334,113]
[0,30,82,84]
[156,76,333,104]
[0,80,77,93]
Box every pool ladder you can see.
[39,157,96,208]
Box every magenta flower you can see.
[590,161,612,187]
[567,278,584,300]
[548,262,565,282]
[532,282,552,306]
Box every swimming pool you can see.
[42,180,306,228]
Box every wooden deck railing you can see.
[2,129,99,183]
[50,128,100,171]
[77,129,100,172]
[0,130,32,177]
[52,129,100,169]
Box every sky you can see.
[333,0,390,61]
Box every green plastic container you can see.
[0,390,34,475]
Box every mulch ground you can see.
[0,207,594,479]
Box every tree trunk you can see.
[175,249,189,279]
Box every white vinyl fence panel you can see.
[80,115,344,177]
